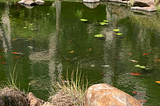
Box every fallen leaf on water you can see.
[155,81,160,84]
[101,65,110,67]
[91,64,95,67]
[130,72,141,76]
[24,27,27,29]
[70,50,74,53]
[89,48,91,51]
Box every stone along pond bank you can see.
[0,84,142,106]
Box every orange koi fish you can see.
[138,100,147,103]
[1,62,6,64]
[100,73,111,77]
[13,55,21,58]
[0,56,3,60]
[36,84,41,87]
[129,59,138,62]
[0,49,4,52]
[128,53,132,55]
[130,72,141,76]
[154,59,160,61]
[12,52,23,55]
[132,91,147,96]
[143,53,148,55]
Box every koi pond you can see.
[0,1,160,105]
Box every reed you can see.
[48,67,88,106]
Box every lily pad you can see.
[140,66,146,69]
[103,20,108,22]
[113,29,119,32]
[116,33,122,35]
[94,34,104,38]
[100,22,108,25]
[80,19,88,22]
[135,65,141,67]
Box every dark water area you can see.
[0,1,160,105]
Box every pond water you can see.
[0,1,160,105]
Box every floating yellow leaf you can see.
[116,33,122,35]
[100,22,108,25]
[70,50,74,53]
[113,29,119,32]
[94,34,104,38]
[103,20,108,22]
[80,19,88,22]
[24,27,27,29]
[155,81,160,84]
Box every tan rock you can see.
[84,84,142,106]
[27,92,45,106]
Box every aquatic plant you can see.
[75,9,83,19]
[48,68,88,106]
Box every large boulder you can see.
[130,0,156,12]
[108,0,157,12]
[0,87,29,106]
[84,84,142,106]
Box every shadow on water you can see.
[0,1,160,105]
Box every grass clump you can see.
[48,68,88,106]
[0,60,29,106]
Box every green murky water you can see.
[0,1,160,105]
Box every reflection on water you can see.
[0,1,160,105]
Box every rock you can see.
[0,87,29,106]
[18,0,34,5]
[83,0,100,3]
[84,84,142,106]
[27,92,54,106]
[130,0,156,12]
[27,92,45,106]
[83,2,99,9]
[108,0,157,12]
[35,0,45,5]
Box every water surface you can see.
[0,1,160,105]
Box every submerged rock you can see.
[84,84,142,106]
[0,87,29,106]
